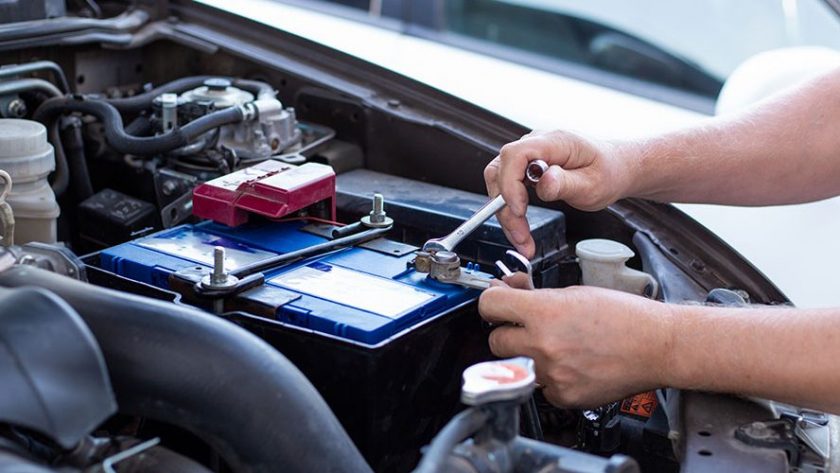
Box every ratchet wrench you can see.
[422,159,549,254]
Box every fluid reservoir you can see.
[0,119,59,243]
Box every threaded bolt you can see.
[370,193,385,223]
[212,246,226,285]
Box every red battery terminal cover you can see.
[192,160,336,227]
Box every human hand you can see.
[479,280,675,408]
[484,131,637,258]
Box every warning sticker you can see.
[620,391,658,418]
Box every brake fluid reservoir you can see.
[0,119,59,243]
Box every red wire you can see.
[274,216,346,227]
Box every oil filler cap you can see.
[461,357,535,406]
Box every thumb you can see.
[535,166,594,208]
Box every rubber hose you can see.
[0,266,371,473]
[48,121,70,197]
[33,97,245,156]
[412,408,489,473]
[105,76,276,113]
[60,117,93,201]
[124,115,152,136]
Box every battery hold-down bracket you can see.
[192,160,336,226]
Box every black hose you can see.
[413,408,490,473]
[60,117,93,201]
[231,225,392,277]
[33,97,246,156]
[48,121,70,197]
[0,266,372,473]
[0,61,71,93]
[124,115,152,136]
[105,76,276,114]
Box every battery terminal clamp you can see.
[415,159,547,290]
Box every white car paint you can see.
[200,0,840,307]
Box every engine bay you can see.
[0,2,830,473]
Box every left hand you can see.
[479,278,676,408]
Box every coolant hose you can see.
[33,97,246,156]
[412,408,490,473]
[0,266,372,473]
[105,76,276,113]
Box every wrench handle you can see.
[423,194,506,252]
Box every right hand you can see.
[484,130,636,258]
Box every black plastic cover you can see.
[78,188,157,246]
[0,286,116,449]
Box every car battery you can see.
[94,182,569,471]
[95,219,494,471]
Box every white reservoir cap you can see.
[0,119,54,181]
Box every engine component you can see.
[415,357,640,473]
[576,239,659,297]
[192,160,336,226]
[78,189,157,246]
[92,217,491,470]
[579,402,622,454]
[0,265,372,473]
[0,286,116,449]
[0,119,59,243]
[179,78,301,160]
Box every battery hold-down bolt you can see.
[361,193,394,228]
[201,246,240,290]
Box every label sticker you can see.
[139,229,275,269]
[620,391,658,418]
[270,263,436,318]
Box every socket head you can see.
[526,160,549,184]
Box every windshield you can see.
[474,0,840,80]
[290,0,840,101]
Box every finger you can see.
[496,208,535,258]
[498,141,542,217]
[487,325,534,358]
[489,278,509,288]
[484,156,501,197]
[478,286,538,325]
[535,165,590,207]
[501,272,532,290]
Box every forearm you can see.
[665,303,840,413]
[622,68,840,205]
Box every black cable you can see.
[231,225,392,278]
[413,408,490,473]
[33,97,246,156]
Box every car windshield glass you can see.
[440,0,840,97]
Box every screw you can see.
[6,98,26,118]
[161,180,178,196]
[211,246,227,285]
[370,193,386,224]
